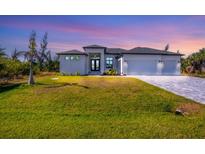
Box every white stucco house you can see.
[57,45,183,75]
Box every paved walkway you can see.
[131,75,205,104]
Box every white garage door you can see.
[162,60,177,74]
[126,60,157,75]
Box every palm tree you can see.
[44,50,59,72]
[165,44,169,51]
[197,49,205,72]
[182,48,205,73]
[37,32,48,70]
[11,48,25,60]
[45,50,52,71]
[0,46,6,57]
[26,31,37,85]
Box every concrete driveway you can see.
[131,75,205,104]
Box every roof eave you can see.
[122,52,183,56]
[83,47,107,50]
[56,52,88,56]
[105,52,122,55]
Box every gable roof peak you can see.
[83,44,107,49]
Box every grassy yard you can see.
[0,75,205,138]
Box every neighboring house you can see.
[57,44,183,75]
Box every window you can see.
[65,55,80,61]
[70,56,74,60]
[106,57,113,68]
[75,55,80,60]
[90,53,100,59]
[65,56,70,60]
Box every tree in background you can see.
[1,31,59,83]
[181,48,205,73]
[11,48,25,60]
[52,55,59,72]
[26,31,37,85]
[37,32,48,71]
[0,46,6,57]
[164,44,169,51]
[45,50,52,71]
[44,51,59,72]
[0,46,7,77]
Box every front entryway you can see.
[91,59,100,71]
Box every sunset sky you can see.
[0,15,205,56]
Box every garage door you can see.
[162,60,177,74]
[126,60,157,75]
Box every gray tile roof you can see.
[105,47,182,55]
[56,49,88,55]
[56,45,183,56]
[106,48,127,54]
[124,47,183,55]
[83,44,107,49]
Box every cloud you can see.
[1,16,205,56]
[48,42,83,52]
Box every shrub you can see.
[21,62,30,75]
[103,69,118,75]
[33,63,40,75]
[75,72,80,76]
[46,60,59,72]
[60,72,80,76]
[162,103,172,112]
[61,72,69,76]
[0,58,41,81]
[0,58,23,79]
[181,48,205,74]
[20,62,40,75]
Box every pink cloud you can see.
[1,19,205,56]
[48,42,82,52]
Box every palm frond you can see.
[0,47,7,57]
[11,48,26,60]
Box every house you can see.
[57,44,183,75]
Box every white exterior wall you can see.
[59,55,87,75]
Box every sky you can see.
[0,15,205,56]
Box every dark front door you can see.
[91,59,100,71]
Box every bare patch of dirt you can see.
[177,103,202,115]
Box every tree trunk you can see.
[28,60,35,85]
[39,59,43,71]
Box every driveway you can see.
[131,76,205,104]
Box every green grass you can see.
[0,75,205,138]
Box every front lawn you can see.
[0,75,205,138]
